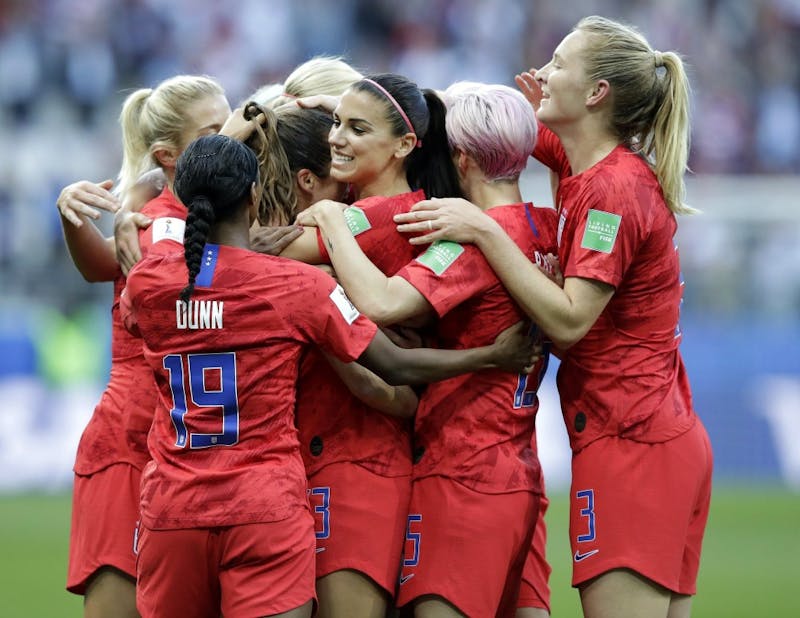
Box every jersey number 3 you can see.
[162,352,240,448]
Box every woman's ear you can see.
[455,149,470,177]
[152,145,178,170]
[394,133,417,159]
[586,79,610,108]
[295,169,316,198]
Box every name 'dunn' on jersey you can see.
[176,300,224,330]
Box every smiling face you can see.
[328,88,408,194]
[534,29,595,129]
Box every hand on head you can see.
[295,94,340,113]
[220,105,266,141]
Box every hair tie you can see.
[362,78,421,147]
[653,50,664,68]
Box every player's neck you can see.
[207,219,251,251]
[554,120,619,176]
[465,177,522,211]
[355,173,411,200]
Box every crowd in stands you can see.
[1,0,798,318]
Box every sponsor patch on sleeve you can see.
[343,206,372,236]
[151,217,185,245]
[580,209,621,253]
[415,240,464,276]
[329,285,360,325]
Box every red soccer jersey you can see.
[73,277,158,474]
[121,244,377,530]
[128,188,190,450]
[139,187,187,255]
[396,203,558,495]
[534,124,696,452]
[298,191,426,477]
[73,189,188,475]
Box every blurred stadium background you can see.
[0,0,798,616]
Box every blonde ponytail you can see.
[576,16,696,215]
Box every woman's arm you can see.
[323,353,418,419]
[57,179,120,282]
[114,178,161,274]
[394,199,614,349]
[357,321,537,386]
[297,200,432,326]
[276,226,326,263]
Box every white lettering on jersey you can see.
[176,300,224,329]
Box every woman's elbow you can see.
[359,301,400,328]
[548,324,591,351]
[79,267,116,283]
[393,390,419,418]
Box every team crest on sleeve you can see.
[415,240,464,276]
[329,285,360,325]
[343,206,372,236]
[151,217,185,244]
[581,209,621,254]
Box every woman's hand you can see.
[294,199,349,227]
[540,252,564,287]
[295,94,340,113]
[514,69,543,112]
[393,197,493,245]
[250,224,304,256]
[114,209,152,275]
[220,105,264,141]
[57,179,119,227]
[490,321,540,374]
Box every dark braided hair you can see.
[174,134,259,303]
[352,73,462,199]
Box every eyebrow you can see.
[336,113,374,127]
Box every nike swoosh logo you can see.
[315,547,326,554]
[399,573,414,585]
[574,549,599,562]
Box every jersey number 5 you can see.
[162,352,240,448]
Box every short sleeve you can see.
[288,269,378,362]
[396,241,494,317]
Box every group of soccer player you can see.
[58,14,712,618]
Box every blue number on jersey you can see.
[309,486,331,540]
[576,489,597,543]
[403,514,423,567]
[162,352,240,449]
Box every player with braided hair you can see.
[58,74,230,618]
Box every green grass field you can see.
[1,485,797,617]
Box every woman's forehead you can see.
[336,88,385,122]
